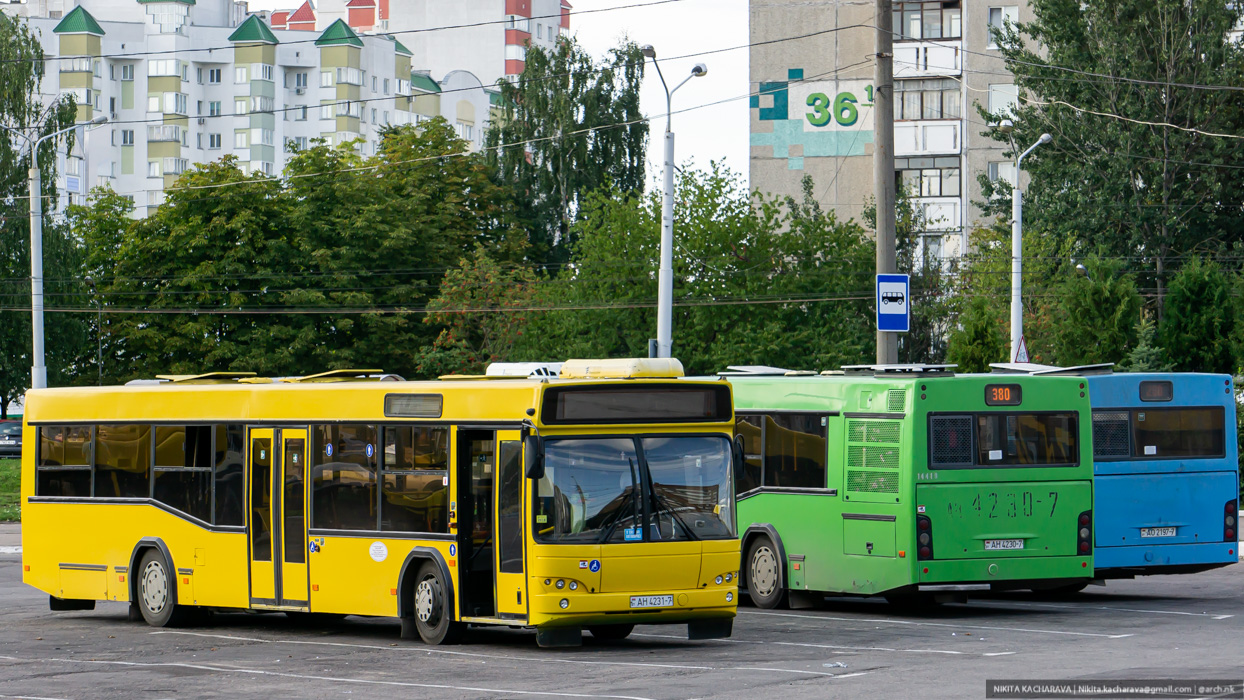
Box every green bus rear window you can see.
[929,412,1079,469]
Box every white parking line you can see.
[634,632,1000,657]
[0,547,21,554]
[773,640,963,655]
[152,630,856,678]
[737,609,1134,639]
[995,600,1235,619]
[0,655,658,700]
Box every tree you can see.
[1116,315,1173,372]
[1159,258,1238,373]
[419,246,538,376]
[486,38,648,267]
[946,295,1006,373]
[0,14,80,412]
[72,122,527,382]
[983,0,1244,310]
[1045,256,1142,366]
[513,165,875,374]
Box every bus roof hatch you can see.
[154,371,258,384]
[989,362,1114,376]
[280,369,402,383]
[841,363,957,377]
[558,358,685,379]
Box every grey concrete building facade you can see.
[750,0,1033,263]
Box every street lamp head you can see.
[1038,133,1052,145]
[89,114,108,125]
[690,63,708,77]
[1075,263,1088,278]
[998,119,1014,134]
[640,44,656,59]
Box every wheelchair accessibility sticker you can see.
[589,559,601,573]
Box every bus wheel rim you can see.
[751,546,777,597]
[142,560,167,614]
[415,577,441,625]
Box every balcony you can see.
[895,119,960,156]
[894,40,961,78]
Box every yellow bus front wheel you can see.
[412,561,463,645]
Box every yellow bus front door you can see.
[247,427,309,609]
[494,432,527,620]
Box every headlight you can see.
[559,598,569,609]
[725,573,733,582]
[569,581,578,591]
[726,592,734,602]
[555,579,565,589]
[715,575,723,585]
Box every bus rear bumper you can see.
[1093,541,1238,577]
[917,554,1092,591]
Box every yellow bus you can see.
[20,359,740,647]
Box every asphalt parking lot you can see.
[0,549,1240,699]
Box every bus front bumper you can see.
[529,587,737,628]
[917,554,1093,591]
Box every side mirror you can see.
[524,434,544,480]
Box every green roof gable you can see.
[53,6,105,36]
[410,72,440,93]
[393,38,412,57]
[315,19,363,48]
[228,15,278,44]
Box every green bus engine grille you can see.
[845,419,902,499]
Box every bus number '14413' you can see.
[946,492,1059,520]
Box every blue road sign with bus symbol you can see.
[876,273,910,332]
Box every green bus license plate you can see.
[984,539,1025,550]
[1140,527,1176,538]
[630,595,674,609]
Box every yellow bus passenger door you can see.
[494,433,527,620]
[279,430,309,608]
[248,429,277,605]
[455,428,496,618]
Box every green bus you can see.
[723,365,1094,607]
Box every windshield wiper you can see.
[649,486,698,541]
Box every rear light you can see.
[1226,500,1238,542]
[1077,510,1092,556]
[916,514,934,560]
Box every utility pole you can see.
[874,0,898,365]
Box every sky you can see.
[567,0,750,187]
[243,0,752,187]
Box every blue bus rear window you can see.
[1092,407,1225,460]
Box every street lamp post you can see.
[2,115,107,389]
[999,122,1051,363]
[640,44,707,359]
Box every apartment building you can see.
[750,0,1030,263]
[2,0,504,215]
[262,0,572,88]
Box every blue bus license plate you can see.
[630,595,673,608]
[1140,527,1176,538]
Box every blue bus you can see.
[1086,372,1238,578]
[995,365,1239,582]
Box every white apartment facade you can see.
[2,0,503,215]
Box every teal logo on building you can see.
[750,69,876,170]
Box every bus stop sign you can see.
[876,273,910,333]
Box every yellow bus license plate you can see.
[630,595,674,609]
